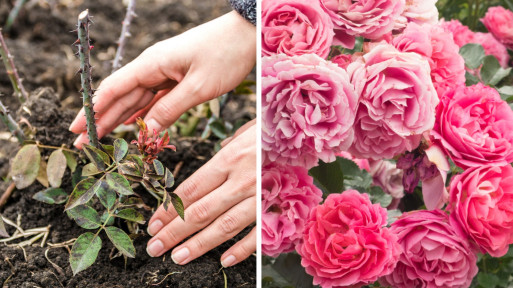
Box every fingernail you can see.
[147,220,163,236]
[171,247,190,264]
[146,239,164,257]
[73,134,83,147]
[68,120,75,131]
[221,255,236,268]
[145,118,162,132]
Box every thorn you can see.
[89,45,94,50]
[72,39,80,46]
[79,88,84,93]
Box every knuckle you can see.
[193,236,207,251]
[219,214,239,235]
[189,202,210,225]
[237,241,253,258]
[163,227,179,245]
[177,178,199,203]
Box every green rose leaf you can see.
[101,211,115,226]
[164,168,175,188]
[32,188,68,204]
[477,273,500,288]
[101,144,115,159]
[65,178,101,211]
[460,43,485,70]
[106,172,134,195]
[168,192,184,221]
[104,226,136,258]
[115,208,145,224]
[95,180,117,210]
[113,139,128,162]
[83,144,110,171]
[153,159,164,176]
[47,149,67,188]
[63,150,78,173]
[368,186,393,208]
[480,55,512,86]
[82,163,101,177]
[10,144,41,189]
[67,205,102,229]
[70,232,102,275]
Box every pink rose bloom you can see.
[369,160,404,200]
[330,54,353,69]
[395,0,438,31]
[393,23,465,97]
[262,54,359,169]
[431,83,513,168]
[380,210,478,288]
[298,190,400,288]
[348,44,438,160]
[337,151,370,172]
[473,32,510,68]
[320,0,405,48]
[482,6,513,50]
[262,0,334,58]
[262,163,322,257]
[449,165,513,257]
[439,19,474,47]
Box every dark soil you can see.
[0,0,256,287]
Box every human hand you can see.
[69,11,256,148]
[145,121,256,267]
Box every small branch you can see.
[0,100,24,143]
[0,30,28,103]
[36,144,79,154]
[112,0,136,73]
[76,10,100,148]
[4,0,28,33]
[0,182,16,210]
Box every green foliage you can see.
[460,44,485,70]
[480,56,512,86]
[113,138,128,162]
[104,226,136,258]
[32,188,67,204]
[70,232,102,275]
[262,254,313,288]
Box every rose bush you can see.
[262,53,358,168]
[449,164,513,257]
[298,190,400,288]
[262,162,322,257]
[262,0,334,58]
[380,210,478,288]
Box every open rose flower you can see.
[482,6,513,50]
[439,19,475,47]
[394,0,438,31]
[449,164,513,257]
[298,190,400,288]
[393,22,465,97]
[262,0,334,58]
[380,210,478,288]
[262,54,359,168]
[262,162,322,257]
[431,83,513,168]
[320,0,405,48]
[348,44,438,160]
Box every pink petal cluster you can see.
[449,164,513,257]
[348,44,439,160]
[320,0,405,48]
[431,83,513,168]
[262,0,334,58]
[393,22,465,97]
[482,6,513,50]
[441,19,510,68]
[262,162,322,257]
[394,0,438,31]
[380,210,478,288]
[369,160,404,200]
[298,190,400,288]
[262,53,359,169]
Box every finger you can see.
[142,76,211,132]
[124,88,173,125]
[146,152,230,236]
[169,196,256,265]
[146,181,253,257]
[221,226,256,267]
[220,119,256,147]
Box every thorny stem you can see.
[112,0,136,73]
[0,30,28,103]
[0,99,24,143]
[76,10,100,148]
[4,0,28,33]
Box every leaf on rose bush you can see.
[164,168,174,188]
[271,253,314,288]
[153,159,165,176]
[65,178,101,211]
[10,144,41,189]
[101,211,115,226]
[0,214,9,238]
[67,205,102,229]
[83,144,110,171]
[101,144,115,159]
[113,139,128,162]
[118,162,143,181]
[47,149,67,188]
[387,209,402,225]
[465,71,480,86]
[70,232,102,275]
[480,55,512,86]
[104,226,136,258]
[368,186,392,208]
[63,150,77,173]
[36,160,49,188]
[82,163,101,177]
[209,119,228,139]
[459,43,485,70]
[115,208,145,224]
[120,197,151,211]
[126,154,144,171]
[95,180,116,210]
[308,159,345,196]
[106,172,134,195]
[477,273,500,288]
[171,193,184,220]
[33,188,68,204]
[498,86,513,103]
